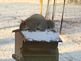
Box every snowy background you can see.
[0,3,81,61]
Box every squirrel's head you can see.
[46,20,55,29]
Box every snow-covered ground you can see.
[0,3,81,61]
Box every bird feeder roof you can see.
[21,30,62,42]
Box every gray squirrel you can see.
[20,14,55,31]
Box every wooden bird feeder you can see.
[12,29,62,61]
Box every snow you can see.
[0,28,17,61]
[0,3,81,61]
[21,30,60,42]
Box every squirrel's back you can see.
[20,14,47,31]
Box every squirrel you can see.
[20,14,55,31]
[20,14,47,31]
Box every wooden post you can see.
[52,0,56,21]
[60,0,66,34]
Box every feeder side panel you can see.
[15,31,24,59]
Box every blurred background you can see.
[0,0,81,61]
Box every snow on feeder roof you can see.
[21,30,61,42]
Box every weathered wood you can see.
[13,30,59,61]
